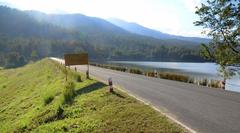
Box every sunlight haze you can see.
[0,0,204,37]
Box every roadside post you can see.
[108,77,113,92]
[87,64,89,79]
[221,80,226,90]
[154,69,158,78]
[64,53,89,81]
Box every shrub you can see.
[76,75,82,82]
[129,68,143,75]
[44,95,54,105]
[210,80,221,88]
[93,63,127,72]
[188,78,194,84]
[159,72,189,82]
[90,63,97,66]
[147,72,155,77]
[63,81,76,104]
[109,66,127,72]
[57,105,64,118]
[199,79,208,86]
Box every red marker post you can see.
[108,77,113,92]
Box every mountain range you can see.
[27,10,207,47]
[107,18,210,44]
[0,6,207,68]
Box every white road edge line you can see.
[93,75,197,133]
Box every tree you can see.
[195,0,240,89]
[31,50,38,61]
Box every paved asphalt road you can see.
[51,58,240,133]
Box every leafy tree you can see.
[195,0,240,89]
[31,50,38,61]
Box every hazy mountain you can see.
[0,6,206,68]
[27,11,128,35]
[0,6,78,39]
[107,18,210,44]
[27,11,202,47]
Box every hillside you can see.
[27,10,201,47]
[0,6,78,39]
[0,6,206,68]
[0,59,184,132]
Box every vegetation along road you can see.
[52,57,240,133]
[0,59,185,132]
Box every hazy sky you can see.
[0,0,205,37]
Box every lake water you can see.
[109,61,240,93]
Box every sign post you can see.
[64,53,89,81]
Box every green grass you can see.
[0,59,185,133]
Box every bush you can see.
[92,63,127,72]
[109,66,127,72]
[159,72,189,82]
[188,78,194,84]
[209,80,221,88]
[129,68,143,75]
[147,72,155,77]
[63,81,76,104]
[57,105,64,118]
[75,75,82,82]
[44,95,54,105]
[199,79,208,86]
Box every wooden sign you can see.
[64,53,88,66]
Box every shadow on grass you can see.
[76,82,125,99]
[76,82,107,96]
[111,91,125,99]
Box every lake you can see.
[109,61,240,93]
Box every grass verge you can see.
[0,59,185,132]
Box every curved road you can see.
[51,58,240,133]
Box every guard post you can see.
[154,69,158,78]
[108,77,113,92]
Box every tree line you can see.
[0,36,205,68]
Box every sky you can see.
[0,0,206,37]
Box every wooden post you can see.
[222,78,226,90]
[86,63,90,79]
[108,77,113,92]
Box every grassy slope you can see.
[0,59,184,133]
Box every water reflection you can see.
[109,61,240,93]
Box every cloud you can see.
[0,1,15,7]
[180,0,202,12]
[158,27,206,37]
